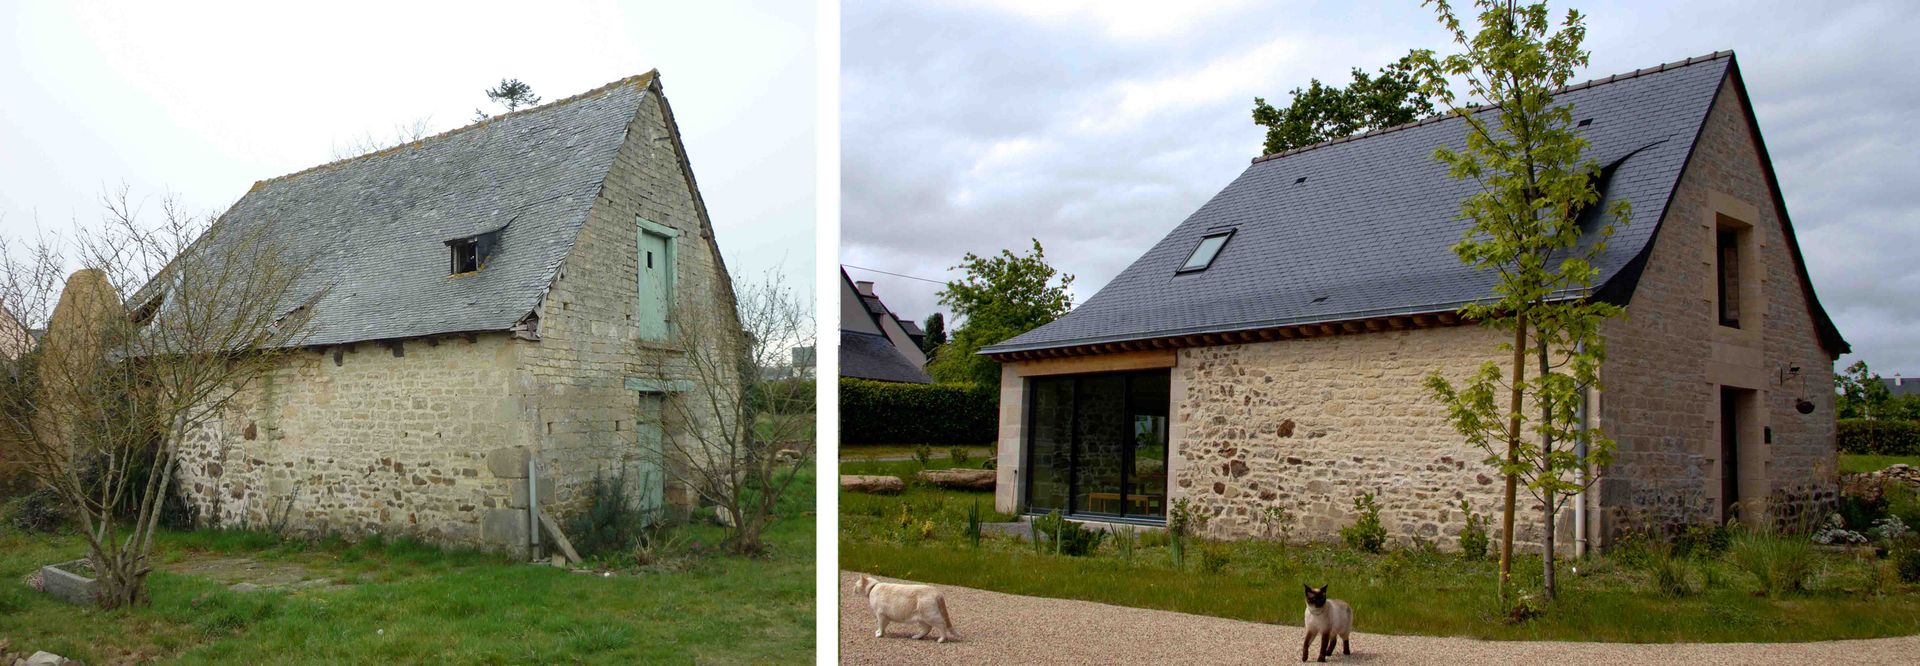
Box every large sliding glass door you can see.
[1024,369,1170,522]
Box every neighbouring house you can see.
[167,71,739,556]
[0,309,29,359]
[1878,375,1920,398]
[981,52,1848,553]
[839,268,931,383]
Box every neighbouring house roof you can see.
[985,52,1847,357]
[839,268,931,383]
[1881,377,1920,398]
[175,72,661,348]
[841,330,933,383]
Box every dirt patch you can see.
[164,555,350,594]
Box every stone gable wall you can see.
[1594,76,1839,537]
[521,85,739,518]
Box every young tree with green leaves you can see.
[929,240,1075,387]
[1411,0,1629,602]
[1251,55,1435,155]
[1837,360,1893,420]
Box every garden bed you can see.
[841,460,1920,643]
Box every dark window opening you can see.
[647,251,654,269]
[446,229,501,275]
[1179,230,1235,273]
[1717,230,1740,328]
[1024,369,1171,522]
[451,239,480,274]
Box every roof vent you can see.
[1577,118,1593,127]
[1310,296,1328,304]
[1294,176,1308,184]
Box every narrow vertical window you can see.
[1717,230,1740,328]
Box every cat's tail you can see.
[937,595,962,639]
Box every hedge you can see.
[839,377,996,445]
[1837,419,1920,456]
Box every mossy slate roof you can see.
[984,52,1847,356]
[207,72,658,348]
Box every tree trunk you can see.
[1500,315,1527,602]
[1538,338,1556,601]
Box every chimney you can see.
[855,280,876,296]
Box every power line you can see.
[842,264,948,285]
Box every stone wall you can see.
[173,334,533,549]
[1595,76,1840,538]
[1170,325,1554,549]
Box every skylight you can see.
[1179,230,1234,273]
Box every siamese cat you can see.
[854,574,962,643]
[1301,584,1353,662]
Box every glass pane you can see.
[1073,375,1126,515]
[1025,377,1073,513]
[1181,233,1230,271]
[1126,372,1170,519]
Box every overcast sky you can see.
[1,0,814,301]
[842,0,1920,375]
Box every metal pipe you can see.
[1574,341,1590,559]
[528,454,541,560]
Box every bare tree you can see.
[329,116,436,161]
[635,268,814,556]
[0,187,314,608]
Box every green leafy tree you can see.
[1412,0,1628,602]
[1252,55,1435,155]
[929,240,1075,386]
[919,312,948,359]
[1837,360,1894,420]
[473,78,541,121]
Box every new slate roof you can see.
[985,52,1846,356]
[841,331,933,383]
[194,73,658,347]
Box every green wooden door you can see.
[638,231,671,340]
[636,394,666,517]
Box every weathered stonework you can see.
[173,78,738,554]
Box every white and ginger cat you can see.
[1301,583,1353,662]
[853,574,962,643]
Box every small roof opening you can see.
[1178,229,1235,273]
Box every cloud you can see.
[843,0,1920,376]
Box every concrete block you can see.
[507,478,556,510]
[481,508,529,546]
[38,560,95,605]
[488,447,529,478]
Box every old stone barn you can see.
[983,52,1848,553]
[170,72,739,554]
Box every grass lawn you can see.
[0,470,815,664]
[838,444,994,462]
[841,461,1920,643]
[1841,453,1920,474]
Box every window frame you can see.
[1176,229,1236,274]
[1716,229,1742,329]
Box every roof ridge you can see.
[1250,50,1733,165]
[249,70,661,191]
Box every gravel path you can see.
[838,571,1920,665]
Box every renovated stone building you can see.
[983,52,1848,552]
[168,72,740,555]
